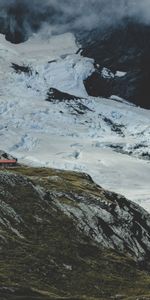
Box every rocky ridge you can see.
[1,166,150,299]
[81,21,150,109]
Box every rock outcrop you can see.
[82,21,150,109]
[1,166,150,299]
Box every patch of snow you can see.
[101,67,114,79]
[115,71,127,77]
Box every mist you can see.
[0,0,150,43]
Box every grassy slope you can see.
[1,166,150,300]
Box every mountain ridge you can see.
[1,166,150,299]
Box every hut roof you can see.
[0,159,17,164]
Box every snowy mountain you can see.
[0,31,150,212]
[0,2,150,299]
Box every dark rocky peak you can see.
[81,20,150,70]
[81,20,150,108]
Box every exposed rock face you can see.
[1,167,150,299]
[1,169,150,263]
[0,150,16,160]
[56,188,150,262]
[46,88,81,102]
[11,63,33,76]
[81,21,150,109]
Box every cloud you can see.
[0,0,150,43]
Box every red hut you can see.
[0,159,17,168]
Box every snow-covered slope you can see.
[0,32,150,211]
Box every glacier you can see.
[0,31,150,211]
